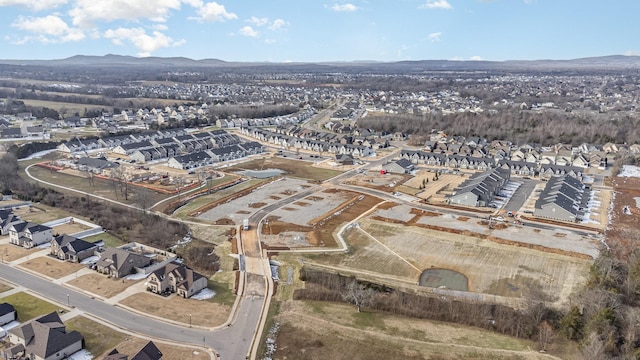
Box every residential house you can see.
[76,157,119,174]
[448,168,510,207]
[0,209,21,236]
[104,341,163,360]
[6,312,84,360]
[9,221,53,248]
[147,262,207,298]
[383,159,415,174]
[534,175,589,222]
[50,234,101,262]
[167,151,214,170]
[95,248,152,279]
[0,303,16,326]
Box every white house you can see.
[9,221,53,248]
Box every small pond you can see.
[419,268,469,291]
[236,168,285,178]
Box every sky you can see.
[0,0,639,62]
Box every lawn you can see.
[226,157,344,181]
[13,203,85,224]
[0,244,39,263]
[19,256,84,279]
[67,273,141,298]
[65,316,126,358]
[0,282,12,294]
[0,292,60,321]
[82,232,125,248]
[119,291,231,327]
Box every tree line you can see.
[358,109,640,146]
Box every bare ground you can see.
[0,244,39,262]
[67,273,141,298]
[18,256,84,279]
[119,292,230,327]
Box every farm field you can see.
[269,300,571,360]
[225,156,344,181]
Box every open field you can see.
[269,300,570,360]
[27,165,169,205]
[67,273,141,298]
[19,256,84,279]
[109,337,210,360]
[0,98,112,115]
[226,156,344,181]
[402,171,471,201]
[82,231,125,248]
[120,291,230,327]
[0,244,39,262]
[0,292,60,321]
[65,316,127,358]
[357,218,591,304]
[343,171,408,193]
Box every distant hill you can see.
[1,54,640,71]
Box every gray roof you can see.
[8,311,83,359]
[0,302,16,317]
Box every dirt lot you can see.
[356,218,591,306]
[67,273,141,298]
[120,292,230,327]
[12,204,83,224]
[269,300,569,360]
[0,244,39,262]
[0,282,11,294]
[607,175,640,257]
[226,156,344,181]
[262,193,383,248]
[19,256,84,279]
[342,171,408,193]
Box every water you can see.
[419,268,468,291]
[236,168,284,178]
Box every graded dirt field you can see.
[355,218,591,305]
[607,175,640,257]
[0,243,39,262]
[19,256,84,279]
[67,273,141,298]
[269,300,568,360]
[119,292,230,327]
[226,156,344,181]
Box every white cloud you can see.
[264,38,276,44]
[246,16,269,26]
[70,0,182,27]
[427,32,442,42]
[624,50,640,56]
[331,3,358,12]
[0,0,67,11]
[191,1,237,22]
[268,19,286,30]
[420,0,452,10]
[104,27,184,56]
[239,26,258,37]
[182,0,203,7]
[11,15,85,43]
[152,24,169,31]
[469,55,483,61]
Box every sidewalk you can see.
[8,248,50,266]
[104,281,147,305]
[53,267,94,285]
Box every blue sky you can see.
[0,0,638,62]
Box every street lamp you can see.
[67,294,70,307]
[189,313,192,328]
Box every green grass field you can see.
[65,316,126,358]
[82,232,125,248]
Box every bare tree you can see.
[538,320,555,351]
[133,187,154,214]
[342,278,375,313]
[581,332,606,360]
